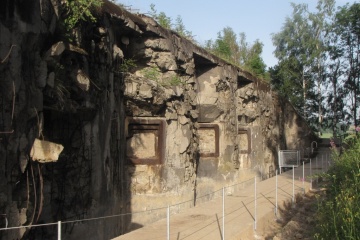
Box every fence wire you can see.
[0,151,333,240]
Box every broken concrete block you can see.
[125,82,138,96]
[35,60,47,88]
[76,69,90,91]
[138,84,153,98]
[113,44,124,60]
[30,138,64,163]
[44,41,65,60]
[47,72,55,88]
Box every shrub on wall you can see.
[63,0,103,31]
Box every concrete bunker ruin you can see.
[0,1,317,239]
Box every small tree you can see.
[149,4,194,41]
[205,27,267,79]
[174,16,194,41]
[63,0,103,30]
[334,3,360,127]
[149,4,172,29]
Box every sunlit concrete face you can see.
[198,128,216,155]
[127,131,157,159]
[238,128,251,154]
[198,124,219,158]
[126,118,166,165]
[239,133,248,152]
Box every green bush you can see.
[315,136,360,239]
[63,0,102,31]
[117,58,137,73]
[141,66,161,81]
[163,76,182,86]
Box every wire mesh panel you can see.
[278,150,300,169]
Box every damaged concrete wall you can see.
[0,1,130,239]
[121,14,316,228]
[236,79,313,179]
[0,1,316,239]
[121,11,316,228]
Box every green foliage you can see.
[149,4,172,29]
[204,27,268,80]
[174,16,194,41]
[63,0,103,31]
[333,3,360,127]
[272,2,316,119]
[212,27,237,62]
[141,66,161,81]
[244,40,267,78]
[272,0,336,131]
[164,75,183,86]
[269,59,305,112]
[149,4,194,41]
[117,58,137,73]
[315,136,360,239]
[140,66,183,87]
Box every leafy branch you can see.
[141,66,161,81]
[148,4,195,42]
[117,58,137,73]
[63,0,103,31]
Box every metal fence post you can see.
[222,187,225,240]
[292,165,295,203]
[58,221,61,240]
[302,161,305,193]
[278,150,281,174]
[310,158,312,190]
[254,176,257,230]
[167,206,170,240]
[275,170,278,216]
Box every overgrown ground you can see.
[263,186,325,240]
[265,135,360,240]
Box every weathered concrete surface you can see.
[0,1,316,239]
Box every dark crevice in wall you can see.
[193,53,217,76]
[237,75,253,88]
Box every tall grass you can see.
[315,136,360,239]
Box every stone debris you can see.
[30,139,64,163]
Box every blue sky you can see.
[118,0,357,68]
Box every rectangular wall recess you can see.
[126,118,165,165]
[238,128,251,154]
[198,123,219,157]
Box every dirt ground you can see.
[262,187,326,240]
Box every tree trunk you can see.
[318,62,322,135]
[302,70,307,119]
[331,65,338,137]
